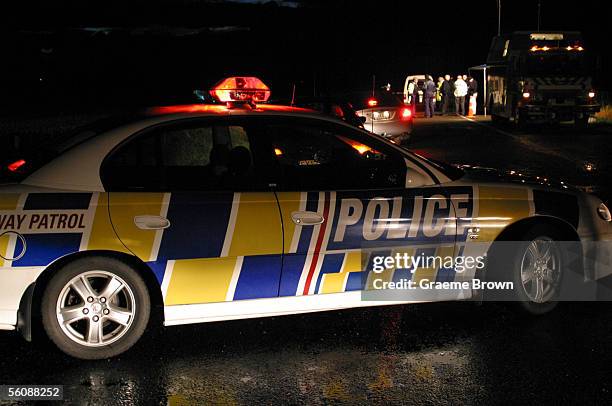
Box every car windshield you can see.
[354,126,464,182]
[347,92,403,110]
[523,52,589,75]
[415,154,465,181]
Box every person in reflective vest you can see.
[407,78,419,109]
[436,77,444,112]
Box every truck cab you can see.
[486,31,600,127]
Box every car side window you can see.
[265,121,406,191]
[102,120,261,191]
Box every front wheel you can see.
[513,108,527,129]
[487,225,566,315]
[512,235,563,314]
[41,257,150,359]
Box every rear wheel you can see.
[41,257,150,359]
[575,116,589,129]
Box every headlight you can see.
[597,203,612,222]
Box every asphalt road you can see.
[2,116,612,405]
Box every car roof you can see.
[144,103,317,117]
[20,103,362,191]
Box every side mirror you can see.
[193,89,207,101]
[360,116,367,124]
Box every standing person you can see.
[423,75,436,118]
[463,75,469,113]
[454,75,468,115]
[442,74,453,115]
[436,76,444,113]
[467,76,478,116]
[407,77,419,110]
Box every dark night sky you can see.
[1,0,609,113]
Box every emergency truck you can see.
[486,31,600,127]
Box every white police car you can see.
[1,77,610,359]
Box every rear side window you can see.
[162,127,213,167]
[1,115,140,184]
[101,120,260,192]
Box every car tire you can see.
[575,116,589,129]
[41,256,150,359]
[514,108,526,129]
[487,224,566,315]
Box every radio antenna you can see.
[371,74,376,97]
[291,83,296,106]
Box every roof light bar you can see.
[209,77,271,105]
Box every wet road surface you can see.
[409,115,612,203]
[3,303,612,405]
[2,116,612,405]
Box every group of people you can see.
[407,74,478,118]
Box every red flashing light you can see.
[7,159,26,172]
[367,98,378,107]
[148,103,310,116]
[401,107,412,119]
[209,77,271,104]
[149,104,228,115]
[337,135,374,155]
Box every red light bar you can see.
[7,159,26,172]
[367,98,378,107]
[209,77,271,104]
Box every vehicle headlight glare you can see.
[597,203,612,222]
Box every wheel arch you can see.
[484,214,584,281]
[494,214,580,242]
[20,250,164,341]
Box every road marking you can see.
[460,115,515,137]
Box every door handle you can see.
[134,215,171,230]
[291,211,325,226]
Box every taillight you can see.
[367,98,378,107]
[401,107,412,120]
[7,159,26,172]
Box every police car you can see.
[1,77,610,359]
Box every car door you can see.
[261,117,462,299]
[101,117,284,308]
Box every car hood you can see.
[456,164,579,193]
